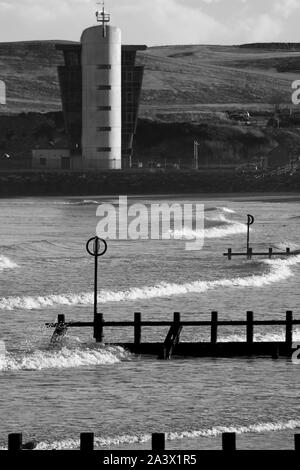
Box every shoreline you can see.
[1,192,300,202]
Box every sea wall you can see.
[0,169,299,197]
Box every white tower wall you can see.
[81,25,121,170]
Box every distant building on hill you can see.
[32,5,146,171]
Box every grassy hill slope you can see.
[0,41,300,118]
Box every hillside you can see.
[0,41,300,119]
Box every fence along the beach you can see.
[47,311,299,359]
[5,432,300,451]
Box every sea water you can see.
[0,194,299,450]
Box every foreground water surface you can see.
[0,194,299,450]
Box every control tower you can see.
[54,3,146,171]
[81,3,121,169]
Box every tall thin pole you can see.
[94,237,99,321]
[247,221,250,252]
[86,236,108,328]
[194,140,199,169]
[247,214,254,252]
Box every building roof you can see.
[55,43,147,51]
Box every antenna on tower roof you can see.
[96,1,110,37]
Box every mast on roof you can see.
[95,1,110,37]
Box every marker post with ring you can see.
[86,236,107,342]
[246,214,254,255]
[224,214,291,260]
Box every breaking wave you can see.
[217,207,236,214]
[34,419,300,450]
[0,345,128,371]
[273,241,300,253]
[1,255,300,311]
[0,255,18,272]
[170,214,246,239]
[215,329,300,343]
[57,199,100,206]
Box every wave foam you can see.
[0,346,128,371]
[218,329,300,343]
[273,241,300,253]
[171,214,246,240]
[1,255,300,311]
[217,207,236,214]
[0,255,18,272]
[34,419,300,450]
[57,199,100,206]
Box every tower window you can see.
[97,106,111,111]
[97,127,112,131]
[127,92,134,103]
[97,85,111,90]
[40,158,46,166]
[97,147,111,152]
[97,65,112,69]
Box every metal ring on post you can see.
[247,214,255,226]
[86,236,107,257]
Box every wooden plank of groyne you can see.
[113,341,292,358]
[162,312,182,359]
[224,248,292,258]
[46,319,300,328]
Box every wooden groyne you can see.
[45,235,299,360]
[3,431,300,452]
[223,214,294,259]
[46,310,299,359]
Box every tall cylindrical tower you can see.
[81,21,121,169]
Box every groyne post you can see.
[80,433,94,452]
[134,312,142,347]
[174,311,180,325]
[58,314,65,324]
[247,311,254,344]
[222,432,236,452]
[151,433,165,452]
[94,313,104,343]
[295,434,300,451]
[268,248,273,259]
[286,311,293,348]
[272,345,279,359]
[211,311,218,344]
[50,314,67,344]
[8,433,22,451]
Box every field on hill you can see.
[0,41,300,119]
